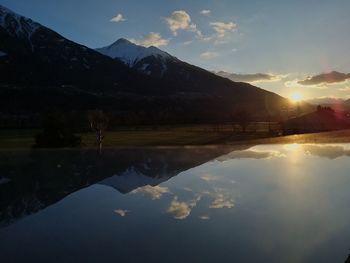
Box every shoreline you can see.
[0,128,350,150]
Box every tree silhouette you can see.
[88,110,109,153]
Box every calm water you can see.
[1,144,350,263]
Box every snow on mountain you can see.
[98,166,171,194]
[96,38,174,67]
[0,5,40,40]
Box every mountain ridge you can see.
[0,4,309,122]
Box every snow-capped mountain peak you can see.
[0,5,40,40]
[96,38,174,67]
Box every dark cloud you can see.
[298,71,350,86]
[215,71,282,83]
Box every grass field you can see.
[0,125,275,149]
[0,126,350,150]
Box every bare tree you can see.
[88,110,109,153]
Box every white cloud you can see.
[200,51,219,59]
[114,209,129,217]
[302,144,350,160]
[199,215,210,220]
[183,40,193,45]
[209,193,234,209]
[165,10,200,36]
[200,10,211,16]
[216,149,285,161]
[210,21,237,38]
[338,86,350,91]
[200,174,217,181]
[132,185,170,200]
[129,32,169,47]
[110,13,126,23]
[167,196,201,220]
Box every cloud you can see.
[110,13,126,23]
[200,51,219,59]
[183,40,193,45]
[132,185,170,200]
[302,144,350,160]
[216,150,285,161]
[298,71,350,86]
[209,193,234,209]
[200,174,217,181]
[215,71,285,83]
[199,215,210,220]
[165,10,200,36]
[210,21,237,38]
[338,86,350,91]
[284,79,328,89]
[200,10,211,16]
[167,196,201,220]
[114,209,129,217]
[129,32,169,47]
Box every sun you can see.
[290,92,303,102]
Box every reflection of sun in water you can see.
[290,92,303,102]
[284,143,301,151]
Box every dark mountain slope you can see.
[0,5,311,121]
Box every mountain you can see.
[96,38,307,119]
[96,38,174,69]
[0,5,159,90]
[0,146,241,227]
[96,38,178,78]
[0,4,309,122]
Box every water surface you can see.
[1,144,350,263]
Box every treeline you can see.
[0,108,286,130]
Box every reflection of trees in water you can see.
[0,146,243,227]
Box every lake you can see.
[1,144,350,263]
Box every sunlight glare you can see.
[290,92,303,102]
[284,143,301,151]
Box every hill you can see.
[282,106,350,134]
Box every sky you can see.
[1,0,350,100]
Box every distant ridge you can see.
[0,4,312,121]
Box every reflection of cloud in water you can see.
[302,144,350,160]
[167,196,201,220]
[200,174,217,181]
[209,193,235,209]
[132,185,170,200]
[183,187,193,192]
[114,209,129,217]
[216,150,285,161]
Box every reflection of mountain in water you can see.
[0,146,243,227]
[99,167,171,194]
